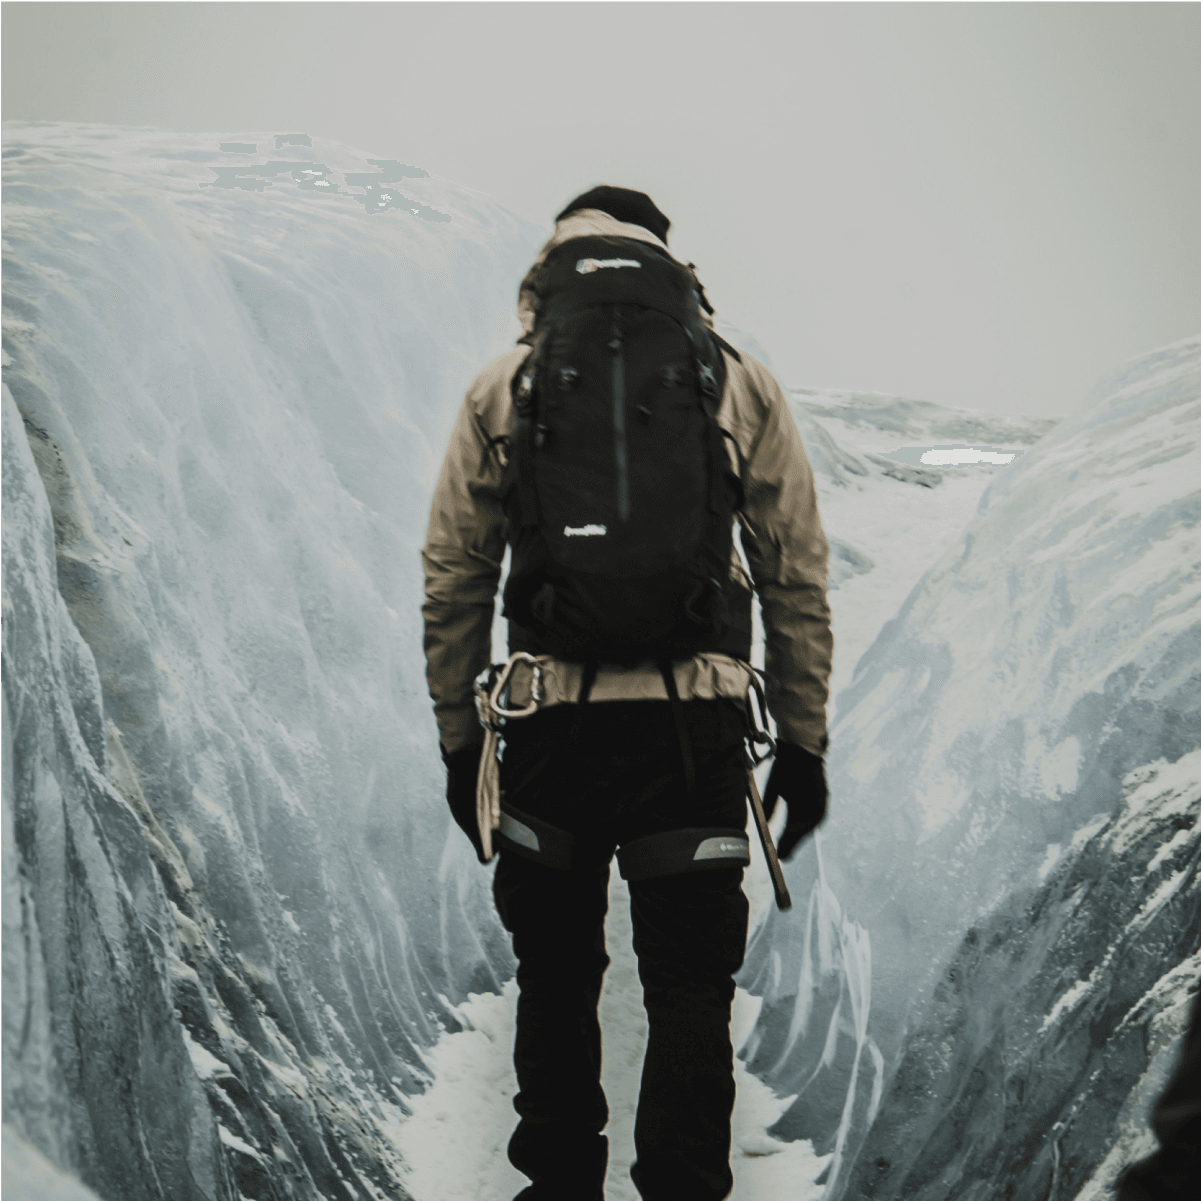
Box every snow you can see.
[4,120,1195,1201]
[1070,814,1113,853]
[1147,825,1195,873]
[1038,843,1062,880]
[389,983,527,1201]
[1038,735,1082,797]
[817,470,1008,709]
[1,1126,103,1201]
[832,748,1198,1200]
[1041,978,1093,1032]
[1069,952,1200,1201]
[4,122,541,1199]
[393,964,829,1201]
[742,335,1200,1198]
[1119,748,1201,823]
[181,1027,230,1081]
[1131,868,1190,927]
[216,1124,263,1162]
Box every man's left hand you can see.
[762,742,828,860]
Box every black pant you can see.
[493,699,750,1201]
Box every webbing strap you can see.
[708,415,724,516]
[512,334,546,528]
[570,659,598,750]
[481,430,510,473]
[617,826,749,882]
[495,803,574,871]
[515,414,540,527]
[691,344,723,516]
[657,658,696,798]
[720,427,747,506]
[578,660,599,705]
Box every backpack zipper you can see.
[610,316,630,522]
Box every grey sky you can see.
[4,1,1199,415]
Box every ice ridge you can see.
[741,335,1201,1200]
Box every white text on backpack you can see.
[575,258,642,275]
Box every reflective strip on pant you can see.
[617,827,750,882]
[496,805,575,871]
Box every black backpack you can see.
[501,235,752,666]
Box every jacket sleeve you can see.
[733,356,833,756]
[421,355,518,753]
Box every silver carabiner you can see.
[738,659,776,765]
[489,651,543,719]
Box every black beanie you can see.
[555,186,670,244]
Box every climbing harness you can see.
[472,651,792,909]
[473,652,543,860]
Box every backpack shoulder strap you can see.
[710,332,743,363]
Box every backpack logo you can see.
[564,524,607,537]
[576,257,642,275]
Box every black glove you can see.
[762,742,828,860]
[441,742,487,863]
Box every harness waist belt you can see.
[501,652,754,711]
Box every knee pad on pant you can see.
[616,828,749,882]
[497,804,575,870]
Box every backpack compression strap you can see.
[511,332,548,528]
[657,658,697,798]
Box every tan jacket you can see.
[422,212,833,756]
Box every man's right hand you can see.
[441,742,487,862]
[762,742,828,860]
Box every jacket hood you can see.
[517,209,706,339]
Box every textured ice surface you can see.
[743,335,1201,1199]
[2,1125,104,1201]
[2,124,1026,1197]
[796,387,1059,456]
[842,755,1199,1201]
[3,123,542,1200]
[6,120,1195,1201]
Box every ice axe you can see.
[747,763,792,911]
[740,665,793,911]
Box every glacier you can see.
[740,336,1201,1198]
[3,124,542,1200]
[4,122,1198,1201]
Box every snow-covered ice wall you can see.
[3,124,543,1200]
[5,121,1197,1201]
[742,336,1201,1198]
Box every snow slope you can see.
[786,388,1057,710]
[3,123,542,1200]
[742,335,1201,1199]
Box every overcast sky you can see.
[4,1,1199,416]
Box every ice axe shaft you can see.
[747,769,792,911]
